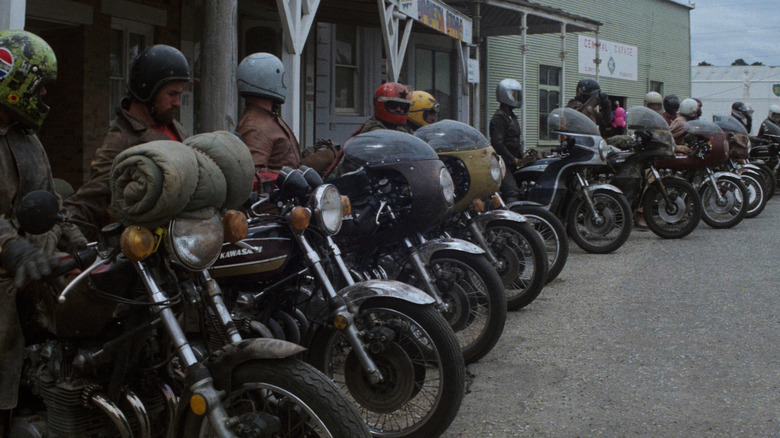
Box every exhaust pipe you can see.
[89,392,133,438]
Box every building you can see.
[692,65,780,135]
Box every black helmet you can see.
[731,101,754,129]
[663,94,680,114]
[575,78,600,102]
[128,45,190,103]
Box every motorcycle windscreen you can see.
[547,108,600,136]
[683,119,725,137]
[625,106,669,131]
[760,119,780,137]
[342,130,438,168]
[414,119,490,152]
[712,114,748,135]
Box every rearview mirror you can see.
[17,190,60,235]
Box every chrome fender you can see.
[711,171,740,182]
[504,200,544,209]
[415,237,485,265]
[585,183,625,196]
[339,279,436,307]
[472,209,527,232]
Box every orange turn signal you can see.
[340,195,352,217]
[120,226,156,261]
[189,394,207,416]
[473,198,486,213]
[223,210,248,243]
[290,206,311,231]
[491,194,503,209]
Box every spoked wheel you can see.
[754,163,776,199]
[699,175,747,228]
[642,178,702,239]
[423,250,506,364]
[741,173,767,218]
[509,205,568,284]
[567,190,632,254]
[307,300,465,438]
[183,358,371,437]
[483,220,548,311]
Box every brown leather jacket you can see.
[669,114,690,145]
[64,99,186,234]
[237,102,301,173]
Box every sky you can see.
[689,0,780,66]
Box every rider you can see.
[489,78,527,202]
[757,104,780,137]
[353,82,412,136]
[406,90,439,132]
[644,91,663,113]
[0,30,86,432]
[661,94,680,126]
[692,98,703,120]
[566,78,612,136]
[730,101,754,134]
[669,98,699,153]
[65,44,189,236]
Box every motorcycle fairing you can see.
[338,279,436,307]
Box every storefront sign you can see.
[577,35,638,81]
[399,0,472,44]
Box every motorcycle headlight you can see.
[311,184,343,235]
[598,138,608,161]
[440,167,455,206]
[166,214,224,271]
[747,139,752,155]
[489,153,503,184]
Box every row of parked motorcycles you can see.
[9,105,779,438]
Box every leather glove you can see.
[58,223,88,253]
[675,145,692,154]
[1,238,54,288]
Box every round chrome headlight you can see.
[440,167,455,206]
[311,184,343,235]
[489,153,503,184]
[166,213,224,271]
[598,138,608,161]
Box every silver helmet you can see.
[679,98,699,118]
[496,78,522,108]
[237,52,287,103]
[769,104,780,123]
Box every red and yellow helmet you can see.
[374,82,411,126]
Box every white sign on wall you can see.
[577,35,638,81]
[467,58,479,83]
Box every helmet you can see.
[408,90,439,128]
[237,52,286,103]
[575,78,600,102]
[128,45,190,103]
[769,104,780,123]
[0,30,57,130]
[663,94,680,114]
[644,91,663,107]
[731,101,754,128]
[374,82,411,125]
[679,98,698,118]
[496,78,522,108]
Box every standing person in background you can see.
[353,82,412,136]
[566,78,612,137]
[731,101,754,134]
[662,94,680,126]
[406,90,439,132]
[490,78,527,203]
[692,98,703,120]
[644,92,663,113]
[65,44,189,236]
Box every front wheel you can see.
[754,163,776,200]
[307,299,466,438]
[741,173,767,218]
[483,220,548,311]
[567,190,632,254]
[699,176,747,228]
[509,205,569,284]
[182,358,371,437]
[642,178,702,239]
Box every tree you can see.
[751,61,764,66]
[698,61,712,66]
[731,58,748,66]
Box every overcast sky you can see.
[690,0,780,66]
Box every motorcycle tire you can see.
[699,175,747,228]
[509,205,569,284]
[567,189,632,254]
[754,163,776,200]
[741,173,767,218]
[484,220,548,311]
[182,358,371,437]
[641,178,702,239]
[307,299,465,438]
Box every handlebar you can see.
[51,247,98,278]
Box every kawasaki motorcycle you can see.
[8,190,369,438]
[414,120,548,310]
[751,118,780,187]
[331,130,507,365]
[211,167,465,438]
[600,106,702,239]
[513,108,633,254]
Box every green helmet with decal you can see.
[0,30,57,130]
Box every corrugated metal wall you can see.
[486,0,692,148]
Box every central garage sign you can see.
[578,35,638,81]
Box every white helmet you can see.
[679,98,699,118]
[644,91,663,108]
[496,78,522,108]
[769,104,780,123]
[237,52,287,103]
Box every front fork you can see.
[704,168,727,203]
[294,233,383,384]
[464,212,500,265]
[402,234,447,308]
[647,166,676,208]
[575,172,603,224]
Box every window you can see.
[650,81,663,94]
[414,48,452,120]
[539,65,561,141]
[109,19,153,121]
[334,25,360,113]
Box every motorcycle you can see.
[751,118,780,184]
[211,166,466,438]
[655,120,749,229]
[330,130,507,365]
[414,120,548,310]
[712,114,769,218]
[513,108,633,254]
[599,106,702,239]
[8,190,370,438]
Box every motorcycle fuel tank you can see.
[209,223,294,283]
